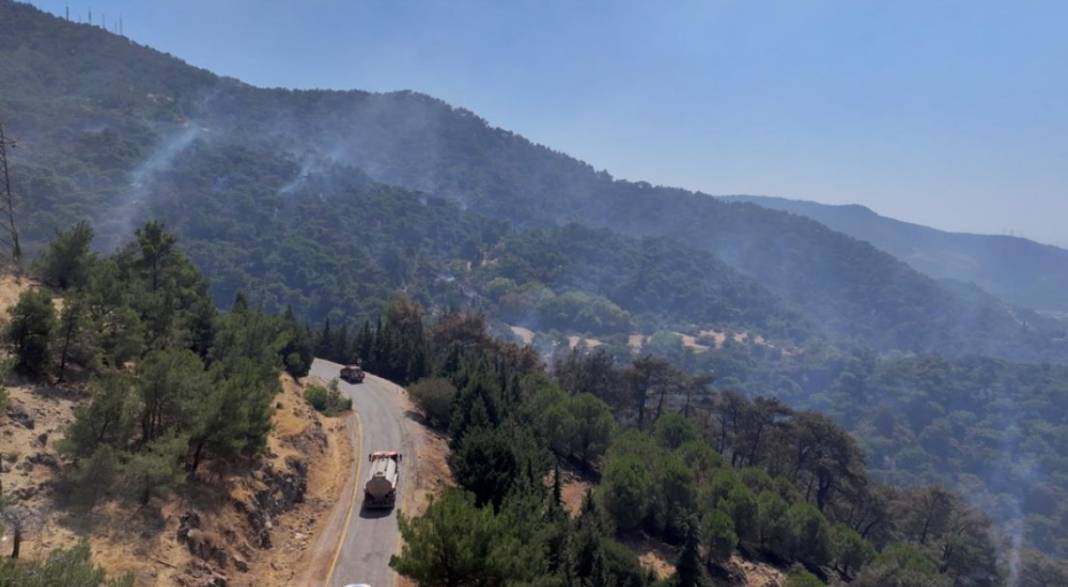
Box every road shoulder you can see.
[297,376,362,585]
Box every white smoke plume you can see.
[98,123,202,249]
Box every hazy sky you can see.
[29,1,1068,246]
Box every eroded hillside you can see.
[2,362,353,586]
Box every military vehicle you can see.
[340,360,365,383]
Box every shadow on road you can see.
[358,506,393,519]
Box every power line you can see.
[0,122,23,277]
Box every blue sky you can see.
[30,1,1068,246]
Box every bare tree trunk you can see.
[58,316,75,382]
[10,520,21,559]
[654,386,668,424]
[188,439,206,479]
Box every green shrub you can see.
[5,289,56,378]
[409,377,458,427]
[787,502,832,566]
[703,508,738,564]
[785,567,825,587]
[600,453,651,532]
[757,490,791,556]
[725,484,759,544]
[0,542,133,586]
[853,544,951,587]
[33,221,95,290]
[832,523,876,577]
[304,380,351,416]
[654,412,698,450]
[65,445,119,509]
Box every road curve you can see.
[309,358,414,587]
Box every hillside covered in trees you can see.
[372,303,1053,586]
[0,221,319,583]
[722,195,1068,315]
[1,0,1066,364]
[3,1,1068,582]
[9,222,1058,585]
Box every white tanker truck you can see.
[364,451,402,509]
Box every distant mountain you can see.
[722,195,1068,314]
[1,0,1066,362]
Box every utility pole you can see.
[0,122,23,278]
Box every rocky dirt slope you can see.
[0,366,353,587]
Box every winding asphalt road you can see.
[307,358,414,587]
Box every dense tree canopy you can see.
[4,224,297,512]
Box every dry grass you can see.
[673,332,711,352]
[0,274,34,315]
[622,536,677,581]
[567,335,603,350]
[246,373,355,586]
[398,388,453,518]
[628,334,646,350]
[726,553,786,587]
[395,385,454,587]
[559,470,593,516]
[0,370,355,586]
[509,325,535,345]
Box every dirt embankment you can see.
[0,372,354,587]
[395,384,453,587]
[400,397,452,518]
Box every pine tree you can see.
[121,434,185,506]
[448,425,521,510]
[355,320,373,363]
[280,313,314,378]
[67,445,119,509]
[317,319,333,360]
[56,295,97,381]
[333,322,350,363]
[231,291,250,313]
[552,463,564,511]
[137,348,211,445]
[5,289,56,378]
[34,221,95,290]
[391,490,502,585]
[703,508,738,565]
[188,297,217,360]
[132,221,178,293]
[570,489,610,586]
[60,375,135,458]
[543,465,570,576]
[673,520,708,587]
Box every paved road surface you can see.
[309,359,413,587]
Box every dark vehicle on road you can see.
[340,359,365,383]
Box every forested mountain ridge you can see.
[192,81,1068,361]
[1,0,1066,363]
[4,2,1068,582]
[723,195,1068,315]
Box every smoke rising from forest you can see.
[98,123,202,250]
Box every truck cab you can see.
[340,359,365,383]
